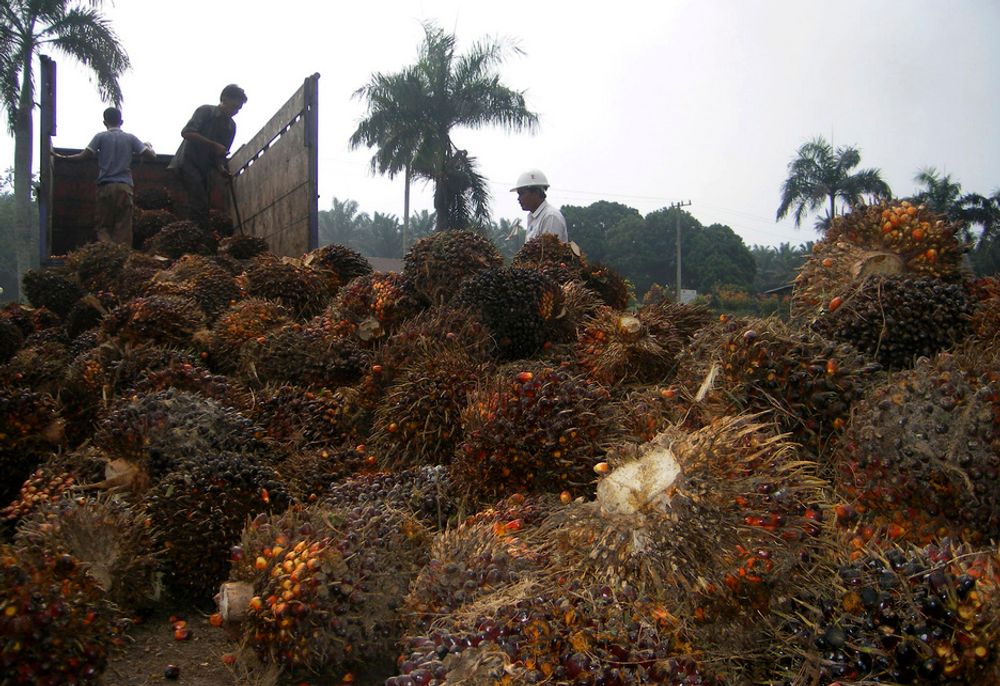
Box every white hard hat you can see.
[510,169,549,192]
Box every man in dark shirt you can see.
[168,84,247,227]
[55,107,155,247]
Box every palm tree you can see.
[911,168,999,246]
[350,22,538,232]
[1,0,128,298]
[318,197,361,247]
[777,137,891,230]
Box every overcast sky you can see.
[3,0,998,248]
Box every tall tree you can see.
[777,136,891,230]
[318,197,361,247]
[562,200,642,265]
[911,168,1000,247]
[1,0,129,299]
[350,22,538,231]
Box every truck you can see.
[38,60,320,261]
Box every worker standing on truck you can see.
[168,84,247,227]
[511,169,568,242]
[54,107,155,248]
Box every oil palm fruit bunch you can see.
[402,494,554,633]
[0,387,64,507]
[453,267,565,361]
[134,186,172,211]
[146,450,289,605]
[582,260,632,309]
[277,443,374,503]
[21,266,83,318]
[370,348,491,470]
[540,416,825,619]
[219,233,268,260]
[126,355,249,412]
[235,501,431,677]
[575,304,685,385]
[325,271,426,344]
[238,321,368,389]
[323,465,459,531]
[132,208,177,248]
[241,254,331,320]
[0,339,71,393]
[834,352,1000,544]
[454,364,616,502]
[393,578,724,686]
[246,383,368,450]
[302,243,372,288]
[0,302,58,339]
[1,449,105,525]
[63,291,117,340]
[65,241,131,294]
[811,274,974,371]
[512,233,587,284]
[200,297,290,373]
[374,305,496,375]
[0,317,24,364]
[97,388,273,479]
[403,229,504,305]
[0,545,121,685]
[792,200,965,323]
[144,219,218,258]
[15,496,161,613]
[102,294,207,347]
[675,315,880,454]
[149,254,244,321]
[767,540,1000,685]
[968,275,1000,345]
[117,252,168,300]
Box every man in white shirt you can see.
[511,169,568,242]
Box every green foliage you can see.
[749,242,811,292]
[562,200,641,264]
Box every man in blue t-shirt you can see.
[56,107,155,247]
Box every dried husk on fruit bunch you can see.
[229,500,432,679]
[575,304,686,385]
[21,266,83,318]
[369,347,492,470]
[764,539,1000,685]
[833,351,1000,545]
[581,260,633,310]
[403,229,504,306]
[453,363,618,503]
[792,200,967,323]
[512,233,587,285]
[674,315,880,455]
[373,305,496,379]
[538,416,827,633]
[15,495,162,613]
[218,233,269,260]
[0,545,122,685]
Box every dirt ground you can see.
[99,609,242,686]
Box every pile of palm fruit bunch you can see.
[1,194,996,686]
[792,200,974,370]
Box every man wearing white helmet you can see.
[511,169,568,242]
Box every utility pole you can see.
[670,200,692,302]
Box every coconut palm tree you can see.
[350,22,538,232]
[911,168,1000,246]
[0,0,129,298]
[776,136,891,230]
